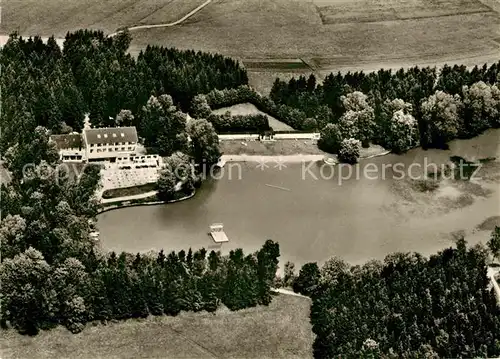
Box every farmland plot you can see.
[0,0,205,36]
[314,0,493,24]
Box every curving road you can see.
[108,0,213,37]
[0,0,213,47]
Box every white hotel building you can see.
[83,126,138,163]
[50,121,161,168]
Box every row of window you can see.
[96,133,126,139]
[62,155,83,160]
[89,142,136,147]
[89,147,134,153]
[118,165,158,170]
[117,155,157,160]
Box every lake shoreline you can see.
[98,190,196,214]
[97,129,500,270]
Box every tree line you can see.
[190,93,272,133]
[269,64,500,155]
[1,239,279,335]
[289,238,500,358]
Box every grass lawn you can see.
[212,103,295,131]
[102,183,157,199]
[220,139,325,156]
[1,294,313,359]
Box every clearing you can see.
[212,103,295,131]
[0,294,313,359]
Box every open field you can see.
[2,0,499,94]
[0,0,205,36]
[315,0,493,24]
[212,103,295,131]
[126,0,499,93]
[0,294,313,359]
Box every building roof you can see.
[50,134,83,150]
[83,127,138,145]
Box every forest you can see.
[291,238,500,358]
[269,64,500,159]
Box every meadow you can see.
[1,294,313,359]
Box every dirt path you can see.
[272,288,310,299]
[108,0,213,37]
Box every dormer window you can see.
[112,133,117,138]
[97,134,101,139]
[104,134,108,138]
[121,133,125,137]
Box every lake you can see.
[98,129,500,269]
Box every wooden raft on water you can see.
[209,223,229,243]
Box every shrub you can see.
[207,112,270,133]
[338,138,361,164]
[303,117,318,131]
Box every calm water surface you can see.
[98,130,500,268]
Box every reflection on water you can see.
[98,129,500,268]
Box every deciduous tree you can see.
[187,118,221,167]
[421,91,463,148]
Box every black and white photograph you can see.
[0,0,499,357]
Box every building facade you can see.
[83,126,138,162]
[50,126,139,163]
[49,133,85,162]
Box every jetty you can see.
[209,223,229,243]
[265,184,291,191]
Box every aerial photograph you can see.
[0,0,499,358]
